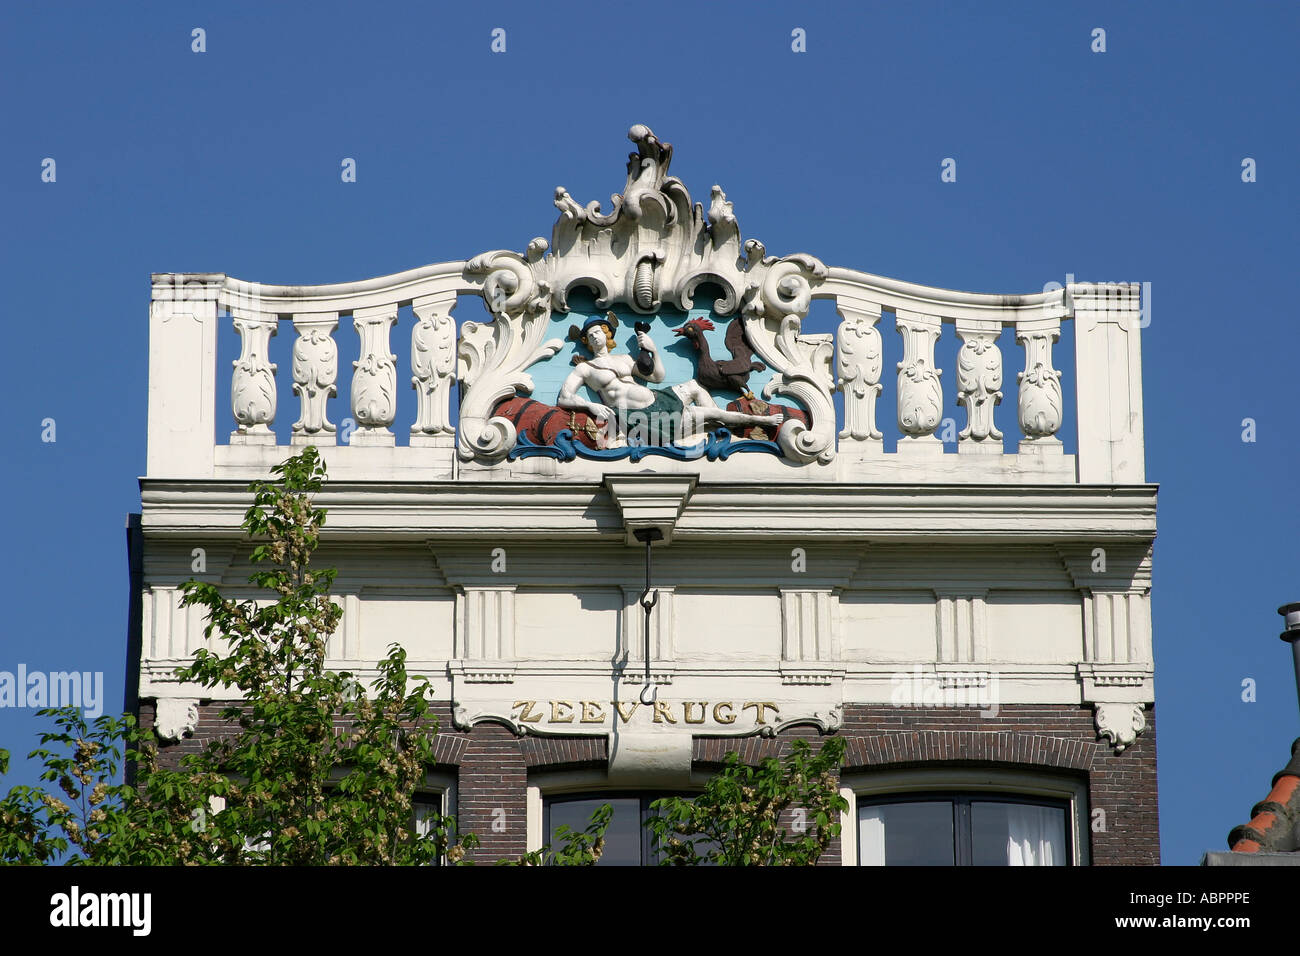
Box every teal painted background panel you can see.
[521,290,779,413]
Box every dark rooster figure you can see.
[673,316,766,397]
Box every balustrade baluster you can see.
[894,310,943,453]
[954,318,1004,454]
[229,308,278,444]
[835,298,884,445]
[1014,317,1064,452]
[350,304,398,446]
[410,293,458,447]
[290,312,338,446]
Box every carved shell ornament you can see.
[457,124,836,464]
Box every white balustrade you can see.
[146,268,1143,486]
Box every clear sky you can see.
[2,1,1297,865]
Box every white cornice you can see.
[138,479,1156,543]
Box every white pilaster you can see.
[1072,282,1146,482]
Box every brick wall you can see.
[138,699,1158,865]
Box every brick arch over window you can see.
[519,736,609,771]
[840,732,1096,773]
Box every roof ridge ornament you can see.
[458,125,836,465]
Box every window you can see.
[843,768,1090,866]
[412,787,454,865]
[857,793,1068,865]
[543,792,711,866]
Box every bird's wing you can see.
[724,316,748,359]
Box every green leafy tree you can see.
[645,737,847,865]
[0,447,610,865]
[505,802,613,866]
[169,447,474,864]
[0,710,190,865]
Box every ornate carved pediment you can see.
[457,125,835,465]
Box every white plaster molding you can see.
[1093,701,1147,753]
[618,670,675,686]
[608,732,693,785]
[779,668,841,686]
[154,697,199,742]
[780,589,836,664]
[456,586,515,661]
[448,661,517,685]
[1078,663,1153,703]
[139,481,1158,542]
[933,590,988,664]
[290,312,338,445]
[621,584,675,668]
[604,474,696,545]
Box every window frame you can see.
[530,771,709,865]
[839,767,1090,866]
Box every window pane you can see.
[412,796,442,839]
[858,801,954,866]
[549,798,641,866]
[972,801,1066,866]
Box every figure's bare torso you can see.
[573,355,656,410]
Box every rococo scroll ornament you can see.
[456,124,836,464]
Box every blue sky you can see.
[2,1,1297,865]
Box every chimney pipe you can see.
[1279,602,1300,720]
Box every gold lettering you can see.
[550,700,575,723]
[682,701,706,725]
[580,701,606,724]
[615,701,641,724]
[513,701,543,723]
[742,702,780,725]
[712,702,736,725]
[652,701,678,724]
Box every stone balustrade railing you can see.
[147,267,1144,485]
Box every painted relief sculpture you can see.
[555,312,786,448]
[457,124,835,464]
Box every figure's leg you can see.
[698,407,784,428]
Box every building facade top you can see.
[145,124,1148,489]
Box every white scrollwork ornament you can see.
[895,313,943,438]
[1017,324,1063,440]
[836,305,884,441]
[411,298,457,437]
[291,316,337,437]
[1094,702,1146,753]
[231,313,277,435]
[457,251,561,462]
[956,331,1003,442]
[351,306,398,436]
